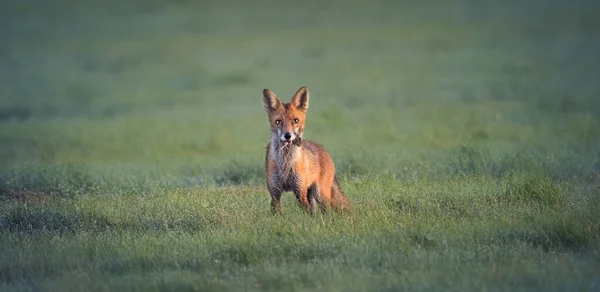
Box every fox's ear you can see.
[291,86,309,111]
[263,89,282,112]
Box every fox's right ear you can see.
[263,89,281,112]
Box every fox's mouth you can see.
[281,137,302,147]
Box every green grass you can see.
[1,0,600,291]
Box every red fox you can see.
[262,86,351,215]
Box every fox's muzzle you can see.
[279,129,297,142]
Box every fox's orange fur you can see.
[263,86,351,215]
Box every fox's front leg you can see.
[266,174,283,215]
[266,153,282,215]
[269,189,283,215]
[294,188,310,213]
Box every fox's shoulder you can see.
[302,140,329,155]
[302,139,323,148]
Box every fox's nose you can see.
[283,132,292,140]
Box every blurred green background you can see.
[2,0,598,184]
[1,1,599,291]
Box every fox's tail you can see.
[331,176,351,212]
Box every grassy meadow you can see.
[1,0,600,291]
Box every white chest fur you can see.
[270,142,301,192]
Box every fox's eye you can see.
[275,120,281,125]
[293,118,299,124]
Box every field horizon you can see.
[1,0,599,291]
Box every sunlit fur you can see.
[263,86,351,215]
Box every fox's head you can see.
[263,86,309,147]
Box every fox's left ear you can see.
[291,86,309,111]
[263,89,282,112]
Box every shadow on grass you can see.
[0,107,31,122]
[0,164,170,197]
[0,189,50,204]
[0,165,93,197]
[0,207,106,236]
[0,205,222,236]
[214,160,263,186]
[485,215,598,252]
[211,236,344,267]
